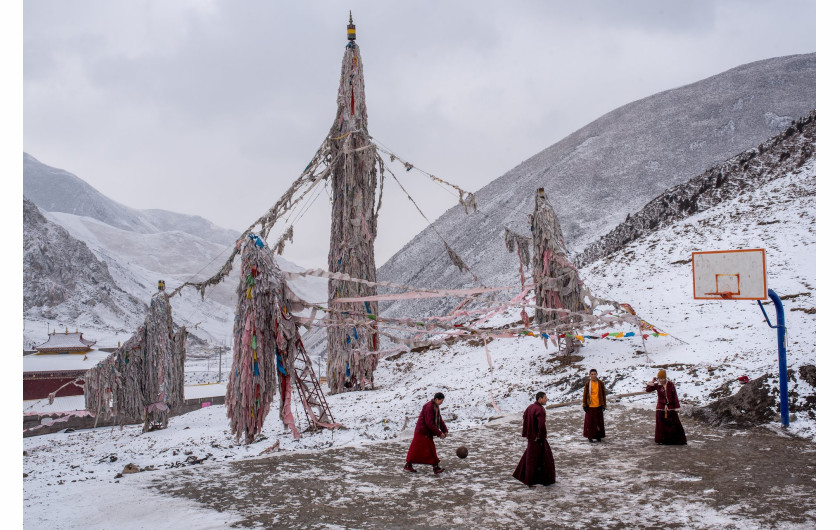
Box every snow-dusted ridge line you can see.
[576,110,815,267]
[23,152,240,246]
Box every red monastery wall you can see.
[23,372,85,400]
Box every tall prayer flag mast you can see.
[326,13,381,393]
[531,188,590,353]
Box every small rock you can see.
[109,455,117,463]
[183,426,190,430]
[23,473,28,478]
[114,473,123,479]
[23,451,29,457]
[122,463,140,474]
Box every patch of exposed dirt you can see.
[148,404,815,528]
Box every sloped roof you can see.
[23,349,112,373]
[35,331,97,352]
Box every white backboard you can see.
[692,249,767,300]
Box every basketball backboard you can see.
[692,249,767,300]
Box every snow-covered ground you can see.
[22,159,815,526]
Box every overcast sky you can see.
[22,1,816,270]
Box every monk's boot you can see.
[403,463,417,473]
[433,466,445,475]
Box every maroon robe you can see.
[583,408,605,440]
[405,400,448,466]
[645,380,687,445]
[513,401,556,486]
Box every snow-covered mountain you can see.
[22,155,244,349]
[577,110,815,266]
[23,153,239,246]
[23,197,147,347]
[377,53,816,320]
[22,155,328,350]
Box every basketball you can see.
[456,446,469,459]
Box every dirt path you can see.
[148,404,815,528]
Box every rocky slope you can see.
[22,197,146,342]
[576,110,815,266]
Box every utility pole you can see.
[218,345,222,383]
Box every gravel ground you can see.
[147,402,815,529]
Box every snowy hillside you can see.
[23,213,328,353]
[22,207,235,350]
[377,53,816,320]
[22,153,245,349]
[23,206,328,352]
[577,111,815,266]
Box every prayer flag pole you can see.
[326,13,382,393]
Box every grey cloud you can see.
[23,1,815,269]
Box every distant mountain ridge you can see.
[576,110,816,266]
[376,53,816,320]
[22,155,327,350]
[23,152,239,246]
[22,153,243,349]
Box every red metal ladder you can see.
[292,337,340,431]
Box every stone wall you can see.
[23,394,226,438]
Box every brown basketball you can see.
[456,446,469,459]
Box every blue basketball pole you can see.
[757,289,789,428]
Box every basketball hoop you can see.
[705,292,734,300]
[692,249,767,301]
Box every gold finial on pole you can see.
[347,11,356,41]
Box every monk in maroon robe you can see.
[404,392,448,474]
[513,391,556,486]
[582,369,607,442]
[645,369,687,445]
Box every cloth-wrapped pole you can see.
[225,234,303,443]
[326,41,382,394]
[530,189,591,352]
[85,293,186,431]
